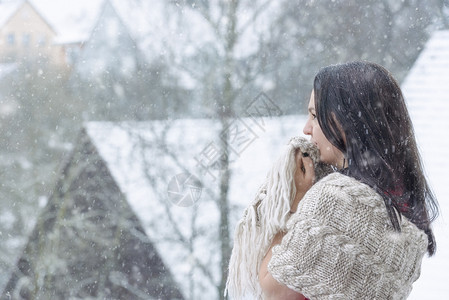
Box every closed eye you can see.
[308,108,317,120]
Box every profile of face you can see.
[303,91,345,168]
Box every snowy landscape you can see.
[0,0,448,299]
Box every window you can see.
[22,33,30,47]
[7,33,15,45]
[37,35,46,47]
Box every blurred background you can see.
[0,0,447,299]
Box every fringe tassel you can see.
[225,140,299,299]
[225,137,332,299]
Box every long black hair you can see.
[313,61,439,255]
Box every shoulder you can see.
[269,172,428,299]
[310,172,381,202]
[292,172,385,225]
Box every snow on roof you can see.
[29,0,103,43]
[85,115,303,298]
[0,1,23,28]
[0,63,17,78]
[29,0,152,46]
[0,0,102,43]
[29,0,154,52]
[401,30,449,299]
[402,30,449,174]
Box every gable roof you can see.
[85,114,303,298]
[1,127,185,299]
[74,0,142,75]
[401,30,449,299]
[401,30,449,179]
[0,0,103,45]
[0,63,17,79]
[0,1,57,34]
[35,0,103,44]
[0,1,23,28]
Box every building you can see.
[0,0,144,70]
[401,30,449,299]
[74,0,143,77]
[402,30,449,180]
[1,125,185,299]
[0,0,65,65]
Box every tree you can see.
[268,0,445,109]
[70,0,190,121]
[162,1,287,298]
[0,63,85,290]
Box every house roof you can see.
[0,126,185,298]
[73,0,143,76]
[0,1,24,28]
[0,63,17,79]
[29,0,103,43]
[26,0,147,50]
[28,0,141,46]
[401,30,449,179]
[85,114,303,298]
[0,0,103,44]
[44,0,103,44]
[401,30,449,299]
[0,1,58,34]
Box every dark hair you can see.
[313,61,439,255]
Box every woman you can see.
[258,61,439,299]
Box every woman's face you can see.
[303,91,345,168]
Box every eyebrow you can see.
[308,107,315,113]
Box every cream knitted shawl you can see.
[269,173,428,300]
[225,137,332,299]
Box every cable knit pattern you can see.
[268,172,428,300]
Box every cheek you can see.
[320,143,334,153]
[313,126,326,145]
[319,145,336,163]
[313,128,336,163]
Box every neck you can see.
[334,156,347,170]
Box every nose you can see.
[303,118,312,136]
